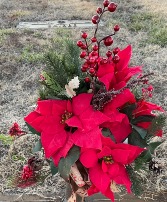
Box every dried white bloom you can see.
[65,76,80,98]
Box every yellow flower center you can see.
[103,155,113,164]
[60,111,73,124]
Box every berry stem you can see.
[94,8,106,38]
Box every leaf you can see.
[149,142,162,154]
[121,103,137,119]
[58,146,80,181]
[128,129,148,148]
[131,124,147,139]
[33,139,42,153]
[26,123,40,136]
[102,128,116,142]
[50,160,58,175]
[131,115,154,124]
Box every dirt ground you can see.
[0,0,167,201]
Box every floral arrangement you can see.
[11,1,166,201]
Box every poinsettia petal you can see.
[102,160,109,173]
[71,128,102,150]
[112,143,144,164]
[80,107,110,131]
[80,148,98,168]
[108,162,120,178]
[72,93,93,115]
[24,111,44,132]
[97,146,112,159]
[116,45,131,71]
[41,128,67,158]
[98,72,114,90]
[66,116,83,129]
[103,89,135,112]
[89,164,111,193]
[103,186,115,202]
[87,184,99,196]
[52,135,74,166]
[112,164,132,193]
[97,62,114,77]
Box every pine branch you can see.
[126,166,144,197]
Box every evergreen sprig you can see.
[147,114,166,137]
[39,40,81,99]
[126,166,144,197]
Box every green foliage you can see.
[39,40,81,99]
[0,134,13,145]
[128,128,148,148]
[102,128,116,142]
[131,124,147,139]
[58,146,80,182]
[129,12,167,47]
[26,123,40,136]
[134,141,163,170]
[20,45,44,63]
[12,155,25,161]
[33,139,42,153]
[126,166,144,196]
[50,160,58,175]
[147,114,166,138]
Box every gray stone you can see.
[16,20,104,30]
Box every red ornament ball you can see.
[103,0,110,7]
[80,51,87,58]
[113,47,120,55]
[77,40,83,47]
[106,50,112,57]
[108,2,117,12]
[97,7,103,14]
[114,24,120,32]
[112,54,120,63]
[84,77,91,83]
[81,32,88,39]
[92,15,99,24]
[104,36,113,46]
[91,37,97,43]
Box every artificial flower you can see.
[80,136,144,200]
[97,45,142,90]
[101,89,136,142]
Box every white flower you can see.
[65,76,80,98]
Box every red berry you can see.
[93,44,98,51]
[77,40,83,47]
[89,57,96,64]
[114,24,120,32]
[91,37,97,43]
[90,51,98,57]
[92,15,99,24]
[112,55,120,63]
[82,62,89,69]
[104,36,113,46]
[84,77,91,83]
[97,7,103,14]
[89,68,95,74]
[81,44,87,50]
[113,47,120,55]
[108,2,117,12]
[103,0,110,7]
[80,51,87,58]
[100,58,108,64]
[106,50,112,57]
[81,67,87,72]
[81,32,88,39]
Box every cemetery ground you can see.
[0,0,167,201]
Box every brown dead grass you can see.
[139,0,167,19]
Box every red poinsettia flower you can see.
[24,93,109,165]
[80,136,144,201]
[97,45,142,90]
[132,99,164,137]
[101,89,136,142]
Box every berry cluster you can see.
[77,1,120,83]
[21,165,34,180]
[9,122,26,137]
